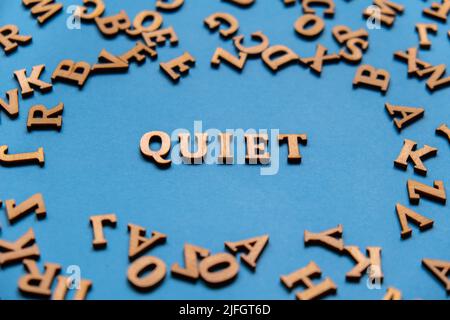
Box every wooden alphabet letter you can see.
[178,133,208,164]
[278,134,307,163]
[211,47,247,71]
[225,235,269,269]
[78,0,105,20]
[363,0,404,27]
[301,44,340,74]
[395,203,433,239]
[128,223,166,260]
[407,180,446,205]
[52,276,92,300]
[27,102,63,131]
[344,246,383,282]
[156,0,184,11]
[160,52,195,82]
[0,25,32,54]
[95,10,130,37]
[245,133,270,164]
[171,244,210,280]
[281,261,337,300]
[304,224,344,253]
[22,0,63,24]
[89,214,117,249]
[416,23,438,49]
[384,103,424,131]
[416,64,450,91]
[198,253,239,285]
[14,65,52,97]
[0,89,19,119]
[0,228,40,266]
[0,145,44,167]
[353,64,390,93]
[302,0,335,17]
[436,124,450,143]
[294,14,325,38]
[126,11,163,37]
[140,131,172,166]
[423,0,450,22]
[119,42,157,64]
[422,258,450,292]
[18,259,61,297]
[127,256,166,290]
[204,12,239,38]
[383,287,402,300]
[51,60,91,87]
[233,31,269,55]
[142,27,178,48]
[394,139,437,175]
[4,193,46,224]
[262,45,300,72]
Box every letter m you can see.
[22,0,63,24]
[364,0,404,26]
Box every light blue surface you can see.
[0,0,449,300]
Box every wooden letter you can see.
[52,276,92,300]
[142,27,178,48]
[363,0,404,27]
[198,253,239,285]
[345,246,383,282]
[262,45,300,72]
[51,60,91,87]
[120,42,157,64]
[423,0,450,22]
[394,139,437,175]
[14,65,52,97]
[178,133,208,164]
[18,259,61,297]
[416,64,450,91]
[204,12,239,38]
[140,131,172,166]
[394,47,431,75]
[91,49,129,73]
[385,103,424,131]
[160,52,195,82]
[211,47,247,71]
[281,261,337,300]
[0,145,44,167]
[407,180,446,205]
[332,25,368,44]
[89,214,117,249]
[416,23,438,49]
[78,0,105,20]
[301,44,340,74]
[0,89,19,119]
[127,256,166,290]
[0,228,40,266]
[395,203,433,239]
[225,235,269,269]
[278,134,307,163]
[294,14,324,38]
[383,287,402,300]
[302,0,335,17]
[156,0,184,11]
[128,223,166,260]
[223,0,254,7]
[436,124,450,143]
[22,0,63,24]
[27,102,63,131]
[353,64,390,93]
[95,10,130,37]
[126,11,163,37]
[422,258,450,292]
[218,132,234,164]
[0,25,32,54]
[5,193,46,224]
[233,31,269,56]
[245,133,270,164]
[304,224,344,253]
[171,244,210,280]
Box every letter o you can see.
[294,14,324,38]
[127,256,166,290]
[199,253,239,285]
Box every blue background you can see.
[0,0,449,300]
